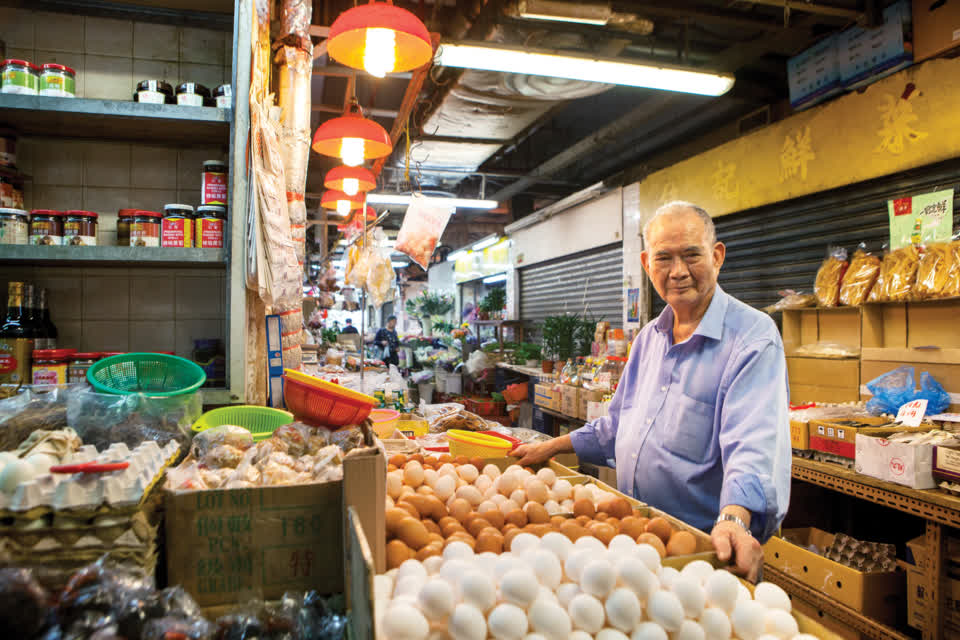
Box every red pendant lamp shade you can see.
[321,189,364,211]
[325,165,376,195]
[328,2,433,75]
[312,111,392,162]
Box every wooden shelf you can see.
[538,406,584,425]
[0,245,226,267]
[0,95,230,145]
[861,348,960,364]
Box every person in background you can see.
[375,315,400,366]
[512,201,791,582]
[340,318,359,335]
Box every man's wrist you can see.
[715,513,751,535]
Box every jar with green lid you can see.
[1,60,39,95]
[39,63,76,98]
[0,208,28,244]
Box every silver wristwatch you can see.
[715,513,752,536]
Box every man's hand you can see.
[711,520,763,582]
[511,441,555,466]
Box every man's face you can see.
[641,209,725,314]
[388,319,397,330]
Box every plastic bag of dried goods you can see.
[869,245,920,302]
[814,246,849,307]
[865,366,916,415]
[916,241,955,299]
[839,246,881,306]
[395,193,455,269]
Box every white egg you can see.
[634,544,663,573]
[704,570,740,613]
[675,620,706,640]
[419,579,455,621]
[457,485,484,506]
[672,576,706,619]
[524,477,550,504]
[552,479,573,501]
[488,603,529,640]
[617,558,659,602]
[756,636,780,640]
[501,569,541,609]
[424,468,439,488]
[374,574,394,600]
[536,586,558,604]
[568,593,606,634]
[444,541,475,561]
[511,533,541,556]
[792,635,820,640]
[540,531,574,562]
[440,559,474,588]
[26,453,58,475]
[439,463,458,477]
[510,488,527,505]
[536,467,557,486]
[561,499,575,512]
[383,602,429,640]
[605,588,642,632]
[500,499,521,516]
[386,496,395,510]
[556,582,582,608]
[477,552,499,569]
[499,472,521,496]
[398,559,428,582]
[475,474,493,493]
[659,567,680,590]
[483,464,502,479]
[461,570,497,612]
[528,598,572,639]
[730,600,766,640]
[423,556,444,576]
[449,603,486,640]
[631,622,669,640]
[524,635,547,640]
[647,590,685,632]
[394,575,427,600]
[681,561,715,586]
[762,609,799,639]
[529,550,562,589]
[386,569,399,579]
[387,470,404,499]
[434,474,456,501]
[737,583,752,604]
[574,535,606,554]
[699,607,732,640]
[606,534,634,554]
[573,484,591,502]
[495,553,520,580]
[458,463,480,483]
[505,464,524,474]
[478,500,497,514]
[580,560,617,599]
[564,549,593,583]
[597,628,630,640]
[570,632,594,640]
[491,494,508,506]
[754,583,792,612]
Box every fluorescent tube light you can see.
[447,249,468,262]
[436,42,735,97]
[391,261,410,268]
[517,0,610,24]
[483,273,508,284]
[366,193,498,209]
[472,236,500,251]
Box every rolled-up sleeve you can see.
[718,338,791,542]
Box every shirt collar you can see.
[654,286,728,342]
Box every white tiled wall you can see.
[0,8,233,100]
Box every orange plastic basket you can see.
[282,369,377,428]
[446,429,513,458]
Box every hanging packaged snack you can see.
[813,246,848,307]
[945,240,960,298]
[838,247,881,306]
[869,245,920,302]
[395,193,454,269]
[915,242,955,299]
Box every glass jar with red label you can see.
[32,348,76,385]
[116,208,138,246]
[195,205,225,248]
[202,160,227,204]
[63,210,98,245]
[128,210,161,246]
[162,204,194,247]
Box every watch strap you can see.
[715,512,752,536]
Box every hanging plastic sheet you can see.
[395,193,455,269]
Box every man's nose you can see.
[669,257,690,279]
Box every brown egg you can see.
[619,516,645,540]
[397,502,419,519]
[387,464,397,472]
[481,509,505,531]
[467,518,494,538]
[386,539,413,569]
[441,521,467,538]
[400,494,432,519]
[416,485,434,496]
[437,516,459,530]
[502,523,518,536]
[386,508,411,535]
[637,533,667,558]
[524,524,553,537]
[469,457,485,470]
[575,515,592,527]
[573,498,596,519]
[595,512,609,522]
[588,521,617,545]
[416,540,444,561]
[438,454,454,464]
[551,515,567,530]
[423,495,448,520]
[598,497,632,520]
[666,531,698,557]
[606,517,620,532]
[454,456,470,465]
[428,532,444,545]
[476,529,504,554]
[448,499,472,523]
[525,502,550,525]
[559,520,587,542]
[410,454,424,464]
[645,517,674,545]
[635,517,650,532]
[422,519,441,535]
[505,509,528,528]
[503,528,523,551]
[388,454,407,468]
[632,508,645,518]
[446,533,476,550]
[396,517,431,550]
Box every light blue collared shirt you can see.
[570,286,791,541]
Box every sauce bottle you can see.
[0,282,34,386]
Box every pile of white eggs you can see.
[375,532,819,640]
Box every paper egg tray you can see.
[825,533,896,572]
[0,440,181,520]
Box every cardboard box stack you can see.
[782,307,862,404]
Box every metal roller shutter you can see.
[520,243,623,331]
[652,157,960,317]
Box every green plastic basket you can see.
[87,352,207,397]
[192,405,295,441]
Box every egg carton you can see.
[824,533,897,573]
[0,440,180,515]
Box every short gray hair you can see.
[642,201,716,248]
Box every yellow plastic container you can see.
[370,409,400,438]
[396,419,429,437]
[447,429,512,458]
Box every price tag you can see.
[896,399,928,427]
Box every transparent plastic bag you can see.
[917,371,951,415]
[839,247,881,306]
[865,365,916,415]
[814,246,848,307]
[0,384,73,451]
[792,342,860,358]
[67,387,199,450]
[395,194,455,269]
[916,241,956,299]
[761,290,816,314]
[869,245,920,302]
[945,240,960,298]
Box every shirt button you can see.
[661,386,667,392]
[646,418,652,424]
[633,453,638,459]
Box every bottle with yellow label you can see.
[0,282,34,387]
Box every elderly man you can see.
[513,201,791,580]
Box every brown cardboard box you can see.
[560,384,580,418]
[787,356,860,404]
[764,528,903,624]
[914,0,960,61]
[578,388,605,420]
[790,419,811,450]
[808,416,891,458]
[534,383,560,411]
[782,307,862,353]
[579,462,617,487]
[165,448,385,607]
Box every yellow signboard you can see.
[453,240,511,283]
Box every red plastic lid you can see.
[2,59,39,71]
[133,210,162,219]
[117,208,139,218]
[29,209,62,216]
[41,63,76,75]
[607,356,628,362]
[32,349,78,361]
[100,352,125,357]
[64,210,98,219]
[72,352,102,360]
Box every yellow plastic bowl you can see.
[447,429,512,458]
[370,409,401,438]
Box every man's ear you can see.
[641,250,651,277]
[713,242,726,270]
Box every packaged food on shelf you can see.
[838,248,881,305]
[160,204,193,247]
[62,210,98,246]
[31,349,76,385]
[195,204,225,247]
[67,353,100,384]
[38,63,76,98]
[201,160,228,204]
[134,79,173,104]
[213,83,232,108]
[0,59,39,95]
[869,244,920,302]
[791,341,859,358]
[124,209,161,247]
[915,241,955,299]
[114,208,138,245]
[857,428,960,489]
[813,246,848,307]
[175,81,209,107]
[29,209,63,245]
[0,208,29,244]
[0,175,24,209]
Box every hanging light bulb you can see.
[337,199,352,216]
[342,177,360,196]
[340,137,366,166]
[363,27,396,77]
[325,165,376,197]
[321,189,363,213]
